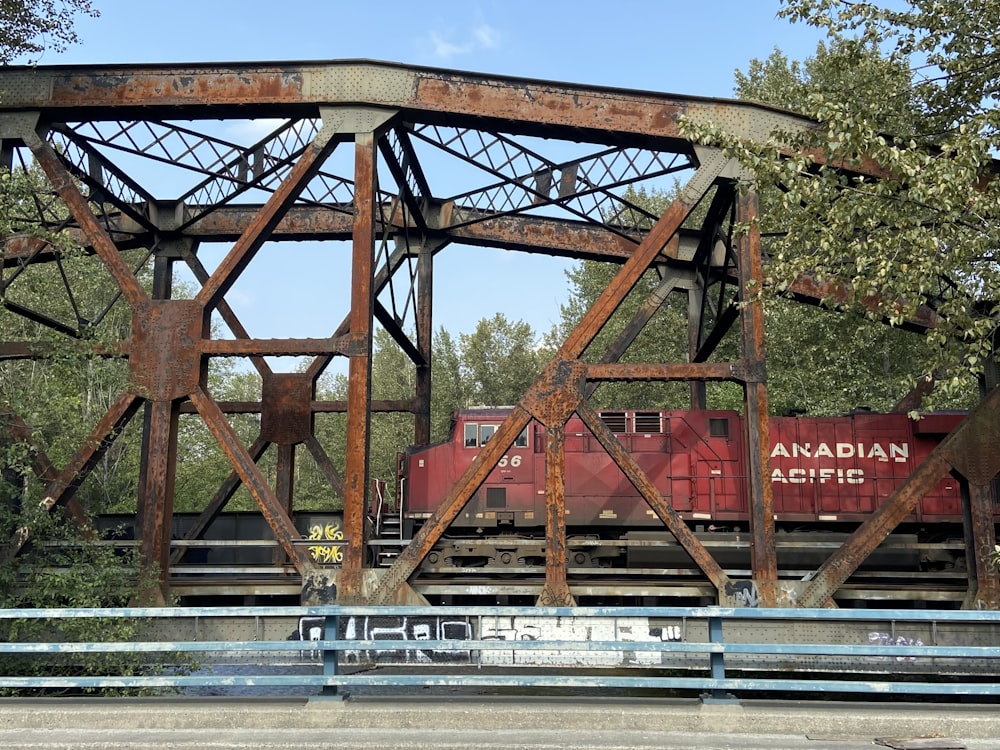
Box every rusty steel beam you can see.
[963,481,1000,609]
[339,132,378,600]
[371,406,532,605]
[136,399,179,600]
[25,132,148,310]
[784,274,941,333]
[798,385,1000,608]
[181,248,272,378]
[559,153,730,361]
[177,399,416,415]
[3,391,142,562]
[199,336,363,357]
[414,243,434,446]
[538,425,574,607]
[0,63,823,155]
[0,407,87,526]
[189,386,315,574]
[195,125,336,313]
[170,434,271,566]
[304,435,346,500]
[586,362,734,382]
[736,190,778,607]
[576,402,730,591]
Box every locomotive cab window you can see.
[479,424,498,446]
[464,423,478,447]
[514,427,528,448]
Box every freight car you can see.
[379,407,987,604]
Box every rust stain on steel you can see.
[446,210,647,261]
[576,401,729,591]
[520,358,585,428]
[27,133,149,310]
[798,385,1000,607]
[136,400,179,588]
[52,69,305,106]
[1,408,87,526]
[195,127,335,312]
[4,392,142,562]
[538,425,575,607]
[964,482,1000,609]
[586,362,734,382]
[170,434,270,565]
[305,435,346,499]
[129,300,203,402]
[183,205,360,241]
[785,273,940,332]
[260,373,313,446]
[371,406,533,605]
[736,190,777,607]
[201,335,363,357]
[189,386,315,574]
[944,408,1000,486]
[341,133,378,590]
[415,75,687,139]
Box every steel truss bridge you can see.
[0,60,997,608]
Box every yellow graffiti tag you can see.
[307,522,344,564]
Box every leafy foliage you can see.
[0,0,99,63]
[0,492,168,693]
[681,3,999,400]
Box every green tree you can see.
[683,1,1000,399]
[0,0,100,63]
[732,41,973,414]
[429,328,465,442]
[458,313,550,407]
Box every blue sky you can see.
[28,1,830,372]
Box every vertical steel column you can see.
[273,443,296,565]
[135,253,176,602]
[136,400,179,601]
[735,190,777,607]
[538,425,575,606]
[340,131,378,599]
[963,481,1000,609]
[414,242,434,446]
[688,288,707,410]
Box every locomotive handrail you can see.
[0,605,998,699]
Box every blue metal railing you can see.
[0,605,997,699]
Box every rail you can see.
[0,606,998,700]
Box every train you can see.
[93,406,988,607]
[377,406,990,605]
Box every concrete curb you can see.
[0,696,997,740]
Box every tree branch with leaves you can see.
[0,0,99,64]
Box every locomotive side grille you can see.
[634,411,664,434]
[486,487,507,509]
[601,412,627,433]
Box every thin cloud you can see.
[425,23,500,61]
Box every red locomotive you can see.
[391,407,975,584]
